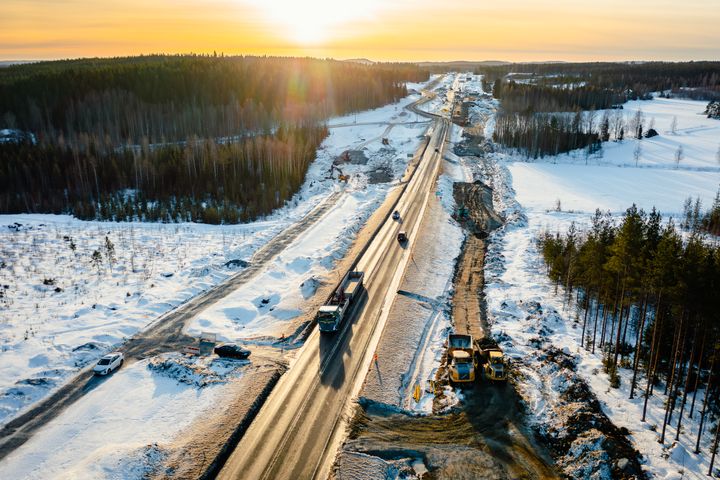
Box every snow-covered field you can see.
[0,78,440,477]
[0,355,247,479]
[483,95,720,478]
[0,217,276,426]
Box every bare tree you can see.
[716,143,720,165]
[670,115,678,135]
[630,109,645,139]
[675,145,684,168]
[634,142,642,167]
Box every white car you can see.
[93,352,124,376]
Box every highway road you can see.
[218,113,450,480]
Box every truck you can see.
[317,270,364,333]
[448,334,478,384]
[481,347,507,381]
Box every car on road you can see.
[93,352,124,376]
[397,231,408,243]
[392,210,401,221]
[434,147,439,153]
[214,343,251,360]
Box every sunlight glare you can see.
[249,0,380,44]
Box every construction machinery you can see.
[316,270,364,333]
[448,333,478,384]
[481,347,507,381]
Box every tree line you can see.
[0,55,424,147]
[538,198,720,465]
[492,79,623,113]
[0,55,427,223]
[478,61,720,101]
[0,124,327,223]
[493,111,602,159]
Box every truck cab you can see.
[317,305,346,332]
[449,350,476,384]
[482,348,506,381]
[448,333,478,385]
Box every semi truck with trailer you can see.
[316,270,364,333]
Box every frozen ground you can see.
[0,77,438,476]
[188,187,385,342]
[0,217,273,426]
[482,94,720,478]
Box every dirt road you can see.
[451,181,503,338]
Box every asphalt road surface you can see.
[218,115,450,480]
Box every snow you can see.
[187,188,385,340]
[481,93,720,478]
[0,217,272,426]
[0,76,443,476]
[0,359,228,480]
[510,163,719,216]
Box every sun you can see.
[251,0,380,45]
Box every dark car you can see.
[392,210,401,221]
[397,231,408,243]
[214,343,251,360]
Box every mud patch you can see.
[452,181,503,237]
[336,150,369,165]
[367,165,393,184]
[341,388,558,480]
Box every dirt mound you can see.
[530,347,647,480]
[452,181,503,238]
[147,353,247,388]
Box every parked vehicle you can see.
[93,352,124,376]
[392,210,401,221]
[448,334,477,384]
[481,347,506,381]
[397,231,408,243]
[317,270,364,332]
[214,343,251,359]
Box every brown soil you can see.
[450,180,503,339]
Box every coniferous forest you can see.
[485,62,720,158]
[538,196,720,448]
[0,55,427,223]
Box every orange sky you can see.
[2,0,719,62]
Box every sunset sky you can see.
[2,0,719,62]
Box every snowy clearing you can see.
[484,94,720,478]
